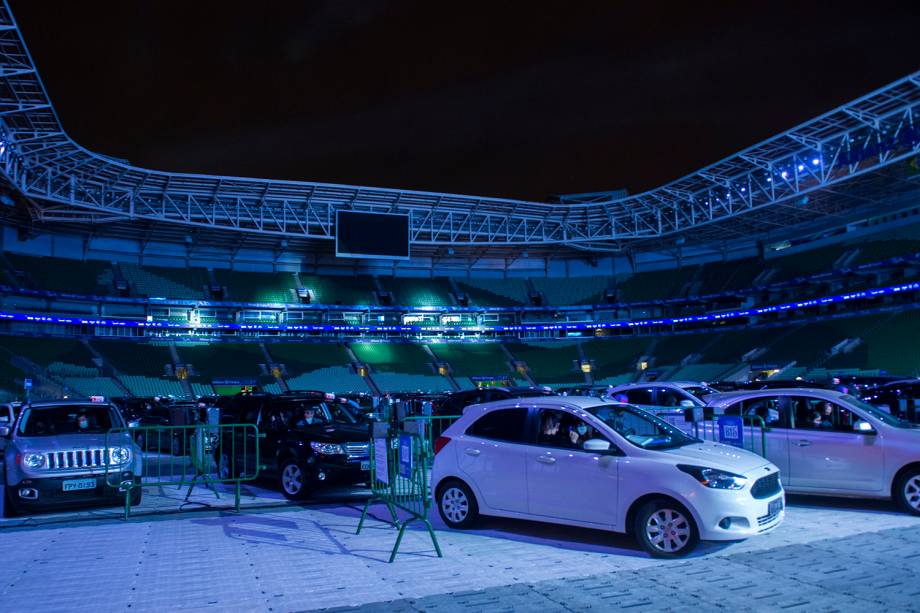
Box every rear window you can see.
[18,405,117,437]
[466,408,528,443]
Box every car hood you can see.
[14,432,135,451]
[659,442,770,474]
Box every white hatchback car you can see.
[706,388,920,514]
[431,396,784,558]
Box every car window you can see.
[793,397,860,432]
[588,404,697,450]
[466,408,528,443]
[724,396,790,428]
[656,387,687,407]
[624,388,654,405]
[327,402,358,424]
[18,405,116,436]
[535,409,608,450]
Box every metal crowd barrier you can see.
[356,419,443,562]
[104,423,261,519]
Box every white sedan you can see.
[431,396,784,558]
[705,388,920,514]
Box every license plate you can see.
[768,498,784,516]
[360,461,370,471]
[63,478,96,492]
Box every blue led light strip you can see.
[1,282,916,334]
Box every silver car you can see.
[706,388,920,515]
[2,401,143,515]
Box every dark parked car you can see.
[134,402,201,456]
[435,386,556,416]
[217,393,370,499]
[862,379,920,423]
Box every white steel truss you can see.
[0,2,918,250]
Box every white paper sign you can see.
[374,437,389,485]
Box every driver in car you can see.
[295,407,321,427]
[567,421,594,447]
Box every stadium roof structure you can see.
[0,1,918,259]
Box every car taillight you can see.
[433,436,451,456]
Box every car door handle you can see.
[464,448,481,457]
[796,440,812,447]
[536,456,556,465]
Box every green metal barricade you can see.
[403,415,461,465]
[356,422,443,563]
[105,423,261,519]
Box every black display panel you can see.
[335,210,410,260]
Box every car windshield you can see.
[18,404,116,436]
[842,394,914,428]
[283,400,358,427]
[587,404,698,450]
[682,385,718,400]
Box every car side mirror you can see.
[583,438,611,452]
[127,420,140,429]
[853,420,876,434]
[679,400,695,408]
[0,425,9,437]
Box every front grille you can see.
[45,448,112,470]
[751,472,781,499]
[757,507,781,527]
[343,442,369,458]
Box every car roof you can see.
[471,395,610,412]
[609,381,694,391]
[705,387,848,406]
[25,400,113,408]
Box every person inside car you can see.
[539,412,563,445]
[295,406,321,427]
[567,420,594,447]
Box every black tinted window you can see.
[466,408,528,443]
[625,388,654,405]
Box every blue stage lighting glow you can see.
[780,171,788,179]
[797,164,805,171]
[812,158,820,165]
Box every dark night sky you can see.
[8,1,919,201]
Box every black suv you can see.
[218,392,370,499]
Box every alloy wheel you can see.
[905,475,920,511]
[441,487,469,524]
[645,508,691,554]
[282,464,303,495]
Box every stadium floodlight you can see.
[781,171,789,179]
[812,158,821,165]
[797,164,805,171]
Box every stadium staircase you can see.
[499,343,536,386]
[420,344,460,391]
[343,343,380,395]
[81,339,132,398]
[260,342,290,392]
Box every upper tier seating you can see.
[120,375,185,398]
[530,276,610,306]
[616,267,698,302]
[454,278,530,307]
[696,258,762,294]
[383,277,454,307]
[504,341,584,384]
[61,376,123,399]
[767,244,853,282]
[298,274,376,306]
[823,310,920,375]
[4,254,113,295]
[849,239,920,266]
[118,263,208,299]
[373,373,452,393]
[214,270,298,303]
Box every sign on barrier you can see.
[398,433,413,479]
[717,415,745,448]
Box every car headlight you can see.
[677,464,747,490]
[22,452,46,469]
[310,442,345,455]
[109,447,131,464]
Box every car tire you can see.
[129,486,143,507]
[895,467,920,516]
[279,458,312,500]
[3,486,20,517]
[437,479,479,529]
[135,432,146,451]
[633,499,699,558]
